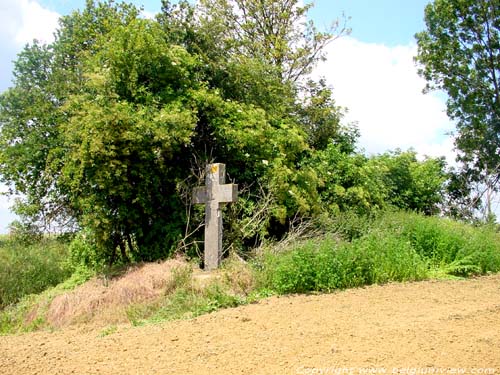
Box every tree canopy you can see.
[415,0,500,209]
[0,0,451,266]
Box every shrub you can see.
[262,241,319,294]
[0,237,72,309]
[256,211,500,295]
[68,230,106,272]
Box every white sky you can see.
[0,0,460,232]
[0,1,60,232]
[315,36,456,161]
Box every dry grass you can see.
[17,255,258,331]
[46,258,189,328]
[221,253,256,295]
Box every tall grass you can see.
[1,211,500,334]
[372,212,500,275]
[0,236,72,309]
[257,211,500,294]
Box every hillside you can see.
[1,274,499,375]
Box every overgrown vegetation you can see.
[1,211,499,334]
[256,211,500,294]
[0,0,453,266]
[0,0,499,335]
[0,235,72,309]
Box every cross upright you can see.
[193,163,238,270]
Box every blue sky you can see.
[35,0,431,45]
[313,0,430,46]
[0,0,458,232]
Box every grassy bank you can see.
[1,211,500,334]
[256,211,500,293]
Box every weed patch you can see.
[257,212,500,294]
[0,237,72,309]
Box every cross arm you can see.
[193,187,208,204]
[216,184,238,203]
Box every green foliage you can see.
[310,144,385,214]
[383,213,466,264]
[192,0,349,83]
[258,233,428,294]
[0,0,455,271]
[299,79,358,152]
[58,18,205,262]
[0,1,141,232]
[415,0,500,199]
[310,147,447,215]
[0,294,43,334]
[451,226,500,275]
[126,265,245,326]
[68,230,105,271]
[0,237,72,309]
[369,212,500,276]
[371,150,447,215]
[1,0,352,265]
[257,211,500,294]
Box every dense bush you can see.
[310,147,447,216]
[0,237,72,308]
[0,1,452,268]
[257,212,500,294]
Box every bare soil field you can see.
[1,274,499,375]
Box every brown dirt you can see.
[1,275,499,375]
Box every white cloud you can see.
[0,0,60,47]
[0,1,60,232]
[0,1,59,90]
[140,9,156,20]
[316,37,456,163]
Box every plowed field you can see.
[1,275,499,375]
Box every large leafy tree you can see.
[158,0,355,234]
[194,0,348,83]
[1,0,353,264]
[158,0,354,150]
[0,1,140,232]
[415,0,500,204]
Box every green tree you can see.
[158,0,355,235]
[311,144,388,215]
[371,150,447,215]
[2,0,348,264]
[311,147,447,215]
[0,0,140,233]
[298,79,358,152]
[194,0,349,83]
[415,0,500,199]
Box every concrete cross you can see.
[193,163,238,270]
